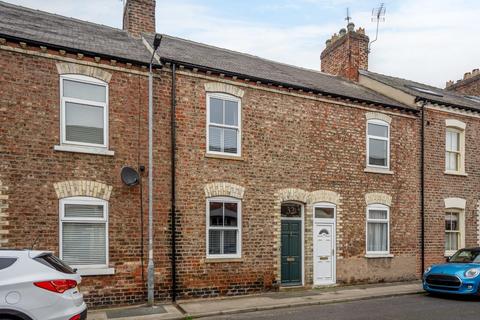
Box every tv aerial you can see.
[369,3,386,52]
[345,8,352,24]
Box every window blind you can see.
[62,222,106,266]
[64,204,104,219]
[65,102,104,145]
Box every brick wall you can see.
[447,76,480,96]
[320,24,369,81]
[423,106,480,266]
[170,68,420,298]
[1,41,421,306]
[122,0,156,37]
[0,46,172,307]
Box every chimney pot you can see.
[321,24,369,81]
[347,22,355,32]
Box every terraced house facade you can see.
[0,0,479,308]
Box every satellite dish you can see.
[121,166,140,187]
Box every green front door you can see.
[281,219,302,285]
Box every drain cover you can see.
[106,305,166,319]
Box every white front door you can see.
[313,204,336,285]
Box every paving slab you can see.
[87,304,183,320]
[87,281,423,320]
[178,281,423,318]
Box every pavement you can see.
[87,281,423,320]
[208,293,480,320]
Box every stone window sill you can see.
[76,267,115,276]
[364,253,394,259]
[205,153,244,161]
[364,167,394,175]
[444,171,467,177]
[205,258,243,263]
[54,145,115,156]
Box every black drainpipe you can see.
[170,63,177,302]
[420,101,426,273]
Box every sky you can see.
[5,0,480,88]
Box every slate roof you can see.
[148,34,415,110]
[0,1,152,63]
[360,70,480,111]
[0,1,414,111]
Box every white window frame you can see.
[206,196,242,259]
[366,204,390,255]
[206,92,242,157]
[445,211,460,254]
[366,119,390,169]
[60,74,109,149]
[444,209,465,257]
[59,196,109,270]
[445,126,465,175]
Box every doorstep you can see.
[279,284,310,292]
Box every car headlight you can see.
[424,266,432,274]
[464,268,480,278]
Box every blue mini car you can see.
[423,247,480,295]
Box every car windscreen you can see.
[0,257,17,270]
[449,249,480,263]
[34,253,76,274]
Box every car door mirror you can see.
[445,256,450,262]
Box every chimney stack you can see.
[320,22,369,81]
[123,0,156,38]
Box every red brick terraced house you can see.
[0,0,479,308]
[357,71,480,269]
[446,69,480,96]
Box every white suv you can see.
[0,250,87,320]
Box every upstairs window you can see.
[445,119,466,175]
[60,75,108,148]
[207,93,241,156]
[367,119,389,169]
[445,129,460,171]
